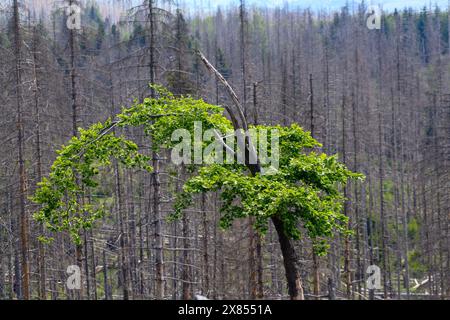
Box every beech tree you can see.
[33,80,363,300]
[2,0,450,301]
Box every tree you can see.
[33,84,363,300]
[3,0,449,301]
[12,0,30,300]
[166,9,195,96]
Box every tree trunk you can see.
[271,216,304,300]
[201,194,209,295]
[13,0,30,300]
[182,209,192,300]
[31,26,46,300]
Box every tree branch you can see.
[196,50,248,131]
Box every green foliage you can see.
[130,23,146,48]
[408,217,420,241]
[166,10,196,96]
[383,178,394,204]
[215,48,231,79]
[34,87,363,255]
[77,3,106,53]
[32,119,152,244]
[408,249,427,278]
[33,87,230,244]
[0,31,10,48]
[173,124,363,255]
[117,86,233,150]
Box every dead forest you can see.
[0,0,449,300]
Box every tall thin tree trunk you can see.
[378,112,388,299]
[115,164,130,300]
[201,194,209,296]
[31,26,46,300]
[342,95,352,299]
[13,0,30,300]
[182,209,191,300]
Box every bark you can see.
[153,152,165,299]
[103,249,110,300]
[13,0,30,300]
[31,26,46,300]
[115,163,130,300]
[201,194,209,295]
[271,217,304,300]
[182,209,192,300]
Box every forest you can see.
[0,0,449,301]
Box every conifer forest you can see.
[0,0,449,301]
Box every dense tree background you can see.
[0,0,449,299]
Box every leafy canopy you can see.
[33,87,363,254]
